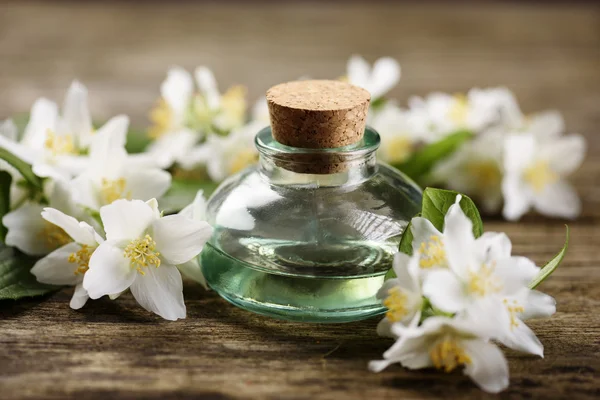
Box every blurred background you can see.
[0,1,598,204]
[0,1,597,129]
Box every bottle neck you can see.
[258,151,378,187]
[255,126,380,187]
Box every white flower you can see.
[179,121,261,181]
[30,208,104,309]
[408,195,468,276]
[176,190,210,289]
[3,180,89,256]
[502,132,585,220]
[369,315,509,394]
[406,87,520,139]
[417,196,554,356]
[196,67,247,133]
[376,252,423,337]
[429,131,504,213]
[370,103,424,164]
[82,198,213,320]
[147,66,248,167]
[146,67,199,167]
[0,81,123,180]
[347,55,400,100]
[71,116,171,211]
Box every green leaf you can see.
[160,178,219,214]
[393,130,473,181]
[0,244,61,300]
[0,171,12,243]
[125,127,152,154]
[399,214,420,256]
[421,187,483,238]
[387,189,483,280]
[370,97,387,110]
[0,148,43,190]
[529,226,569,289]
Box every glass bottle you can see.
[200,80,422,323]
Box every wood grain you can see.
[0,1,599,399]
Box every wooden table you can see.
[1,2,599,399]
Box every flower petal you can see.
[22,98,58,149]
[122,168,172,203]
[528,110,564,139]
[179,190,207,221]
[152,214,213,265]
[146,128,199,169]
[443,199,476,277]
[31,242,82,285]
[494,256,540,295]
[60,80,93,148]
[391,252,418,292]
[533,181,581,220]
[3,202,56,255]
[84,241,136,299]
[194,66,220,110]
[0,133,38,165]
[521,290,556,320]
[375,318,394,338]
[410,216,443,255]
[177,259,207,289]
[70,283,89,310]
[129,264,186,320]
[462,339,509,394]
[476,232,512,263]
[161,67,194,118]
[422,269,468,313]
[347,55,371,90]
[503,135,535,174]
[540,134,586,176]
[41,208,98,246]
[88,116,129,174]
[498,316,544,357]
[100,199,154,241]
[502,174,533,221]
[369,57,401,99]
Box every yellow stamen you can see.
[523,160,558,193]
[68,244,94,275]
[228,149,258,175]
[382,136,413,164]
[448,94,468,125]
[503,299,525,330]
[383,286,409,322]
[44,129,76,156]
[418,235,447,269]
[430,337,472,373]
[124,234,161,275]
[468,262,502,296]
[148,98,173,139]
[39,221,71,248]
[465,160,502,191]
[101,178,131,204]
[219,85,247,129]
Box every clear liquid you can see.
[201,238,392,323]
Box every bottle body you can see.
[201,127,422,323]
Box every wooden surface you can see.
[1,1,599,399]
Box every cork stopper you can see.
[267,80,371,149]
